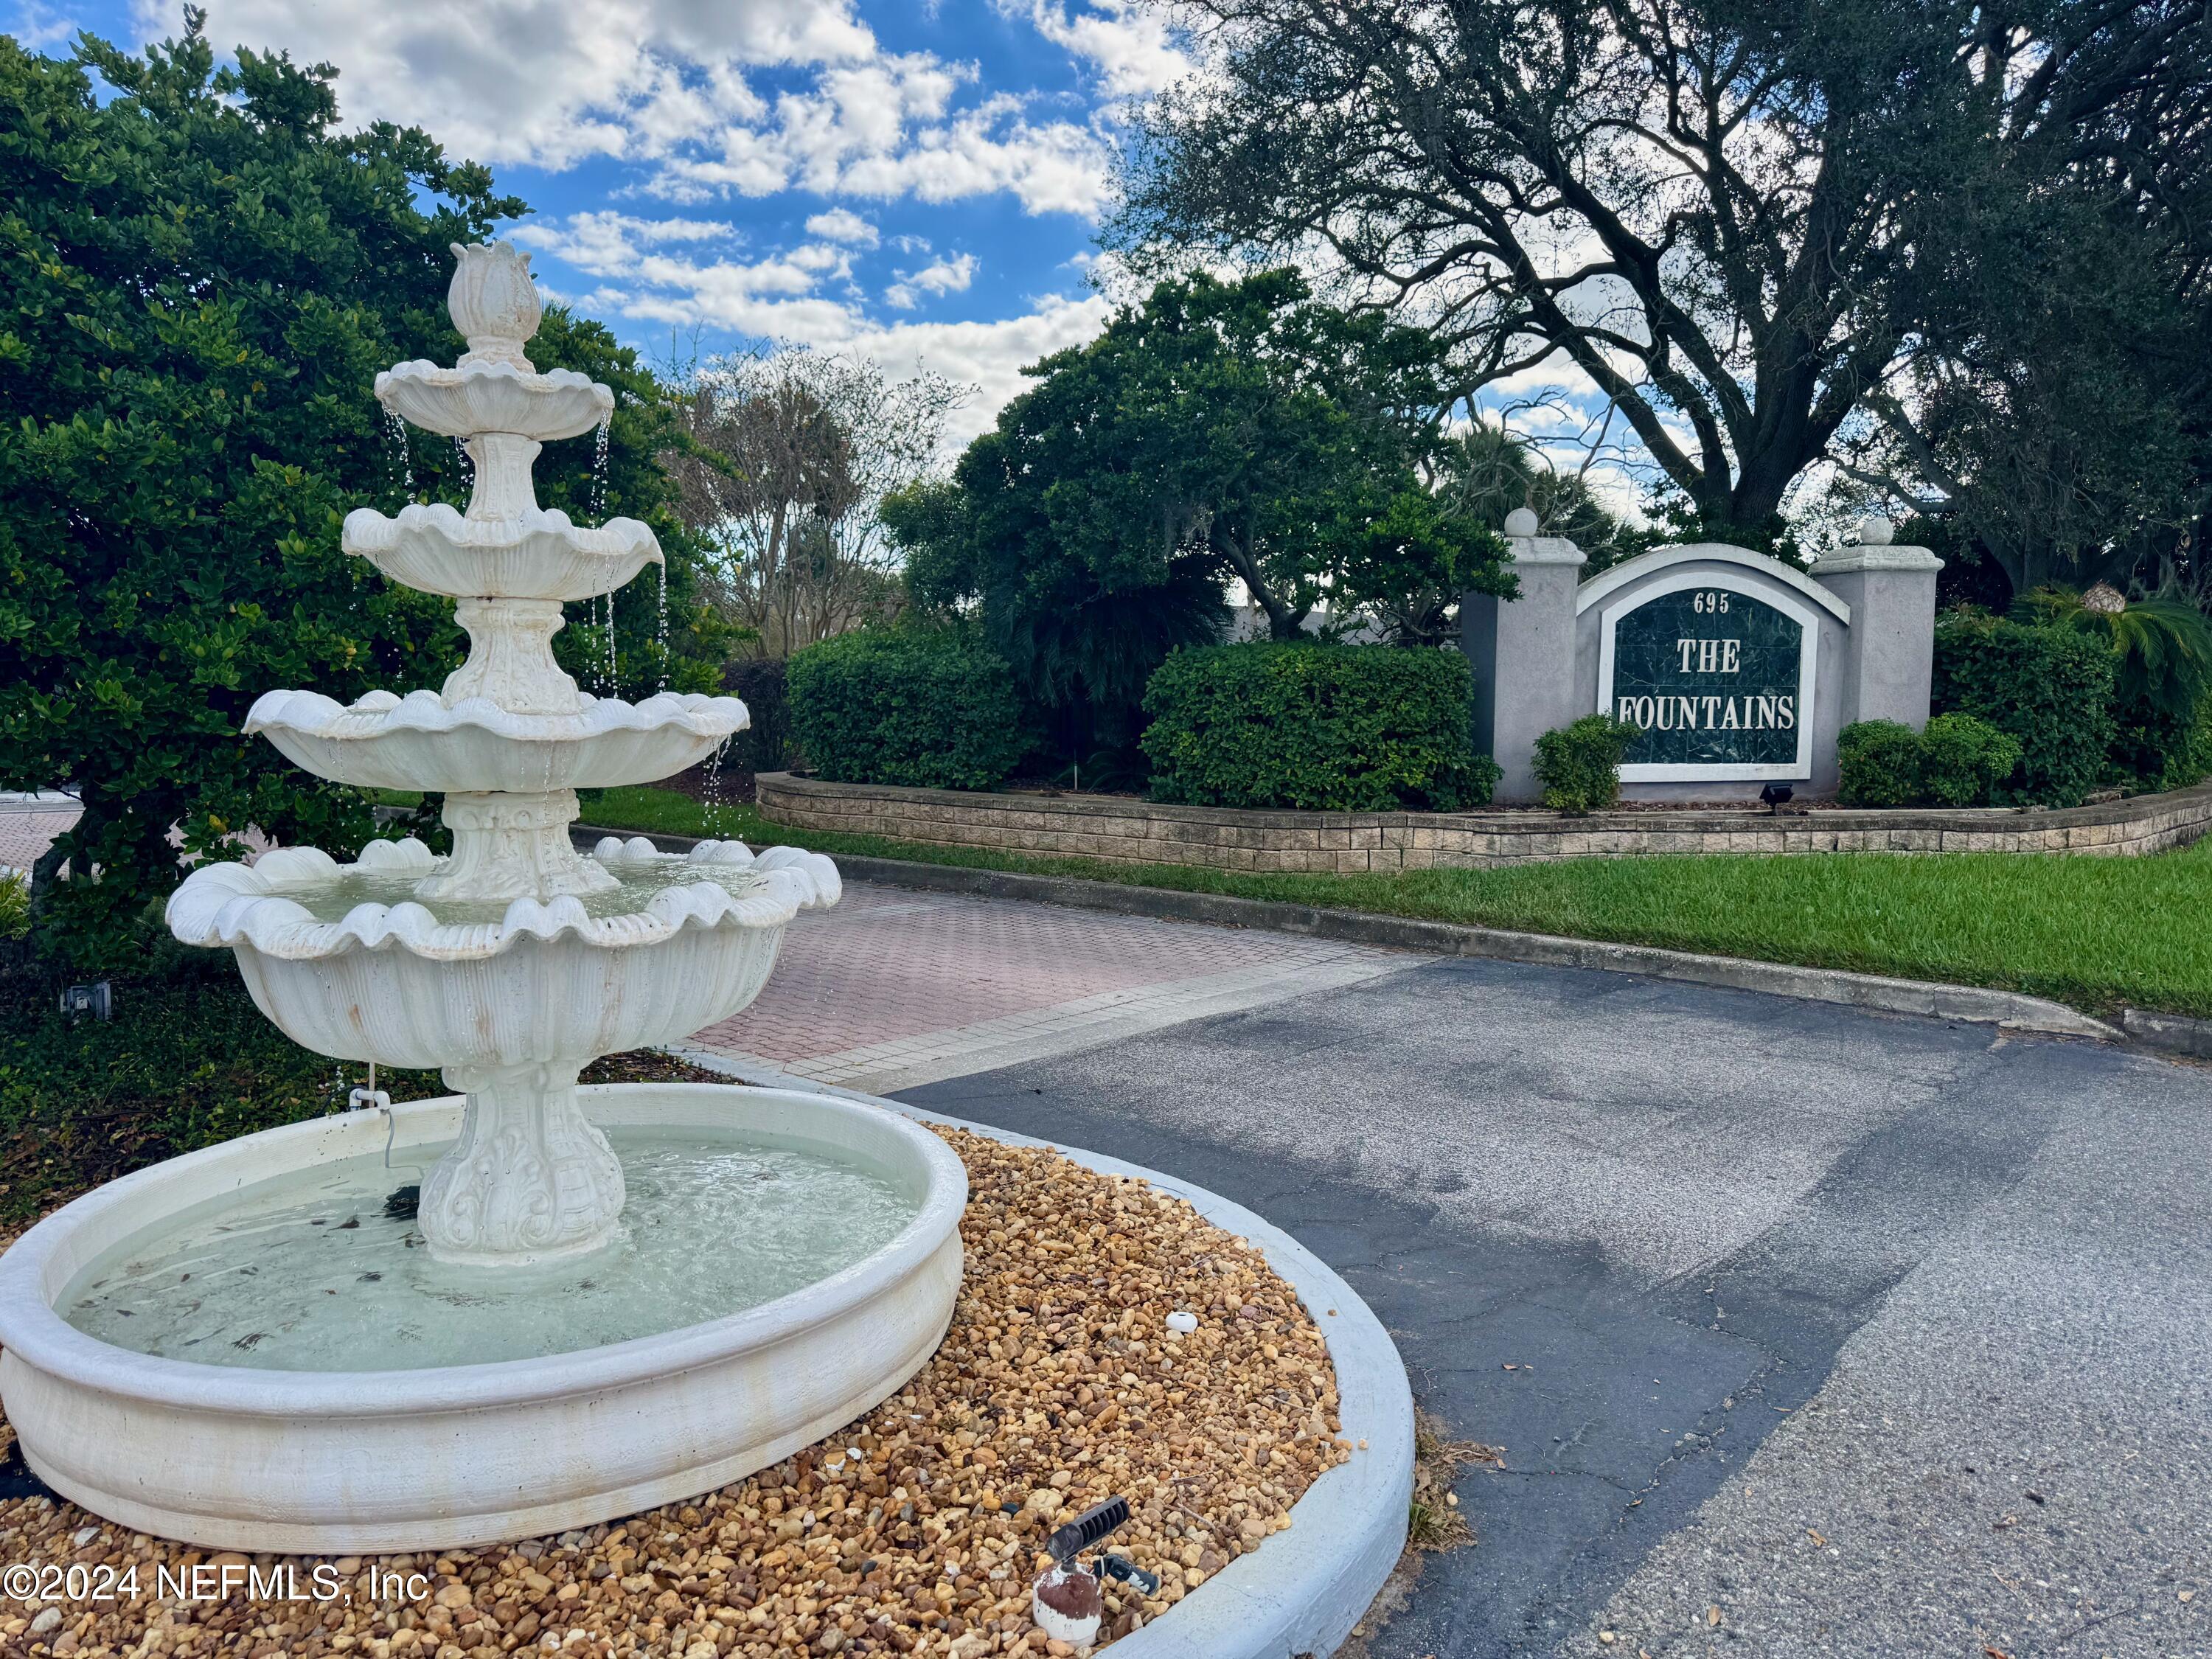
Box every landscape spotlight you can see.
[1759,783,1794,815]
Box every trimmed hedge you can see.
[723,657,793,774]
[1533,712,1640,815]
[1838,714,2021,807]
[1140,643,1495,811]
[787,631,1030,791]
[1933,615,2116,807]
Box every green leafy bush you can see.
[1918,714,2025,805]
[1839,715,2022,808]
[1140,644,1494,811]
[1837,720,1926,807]
[723,658,793,775]
[1933,614,2116,806]
[787,632,1030,791]
[1533,713,1641,816]
[2115,695,2212,792]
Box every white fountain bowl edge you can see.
[0,1083,967,1551]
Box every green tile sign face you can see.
[1607,585,1804,768]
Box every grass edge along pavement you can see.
[577,785,2212,1022]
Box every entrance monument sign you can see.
[1464,513,1941,801]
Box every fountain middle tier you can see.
[247,686,748,793]
[377,358,611,442]
[344,503,662,602]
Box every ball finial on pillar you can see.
[1504,507,1541,538]
[1854,514,1895,547]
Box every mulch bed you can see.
[0,1108,1352,1658]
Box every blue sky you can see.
[11,0,1185,443]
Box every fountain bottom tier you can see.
[0,1085,967,1551]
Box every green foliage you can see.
[1920,714,2026,807]
[2113,695,2212,793]
[1839,716,2021,807]
[0,948,439,1218]
[1435,425,1642,575]
[787,630,1030,791]
[1933,614,2118,807]
[1836,720,1926,807]
[0,23,728,970]
[1534,714,1640,816]
[723,657,792,774]
[1138,643,1494,812]
[889,271,1512,749]
[0,22,517,966]
[0,871,27,940]
[2011,588,2212,720]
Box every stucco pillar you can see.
[1462,508,1587,802]
[1809,516,1944,730]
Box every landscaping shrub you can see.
[723,657,793,774]
[1139,643,1492,812]
[1917,714,2025,806]
[2114,694,2212,792]
[1933,614,2116,806]
[787,631,1030,791]
[1839,714,2020,808]
[1837,720,1925,807]
[1533,713,1640,816]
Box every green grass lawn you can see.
[577,785,2212,1020]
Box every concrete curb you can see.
[667,1046,1416,1659]
[2120,1007,2212,1060]
[576,825,2121,1044]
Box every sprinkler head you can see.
[1044,1496,1131,1565]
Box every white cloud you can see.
[995,0,1194,96]
[170,0,873,170]
[884,253,978,310]
[524,211,1106,448]
[805,208,880,247]
[175,0,1113,218]
[851,294,1115,447]
[509,212,738,279]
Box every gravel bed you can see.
[0,1125,1349,1657]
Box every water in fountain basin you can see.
[285,858,775,927]
[61,1127,919,1372]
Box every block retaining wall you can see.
[754,773,2212,876]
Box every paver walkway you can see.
[690,881,1419,1092]
[0,799,75,875]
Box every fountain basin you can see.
[0,1083,967,1551]
[344,504,663,602]
[246,689,748,793]
[165,839,836,1068]
[377,360,612,441]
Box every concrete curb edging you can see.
[667,1045,1418,1659]
[576,826,2120,1044]
[2120,1006,2212,1060]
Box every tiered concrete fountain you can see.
[0,244,965,1550]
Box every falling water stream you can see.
[383,409,414,495]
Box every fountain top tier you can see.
[237,240,752,902]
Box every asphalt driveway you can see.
[901,955,2212,1658]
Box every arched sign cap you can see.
[1575,543,1852,625]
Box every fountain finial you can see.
[449,240,542,368]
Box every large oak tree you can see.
[1112,0,2209,545]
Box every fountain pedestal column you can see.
[414,790,617,901]
[418,1061,626,1267]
